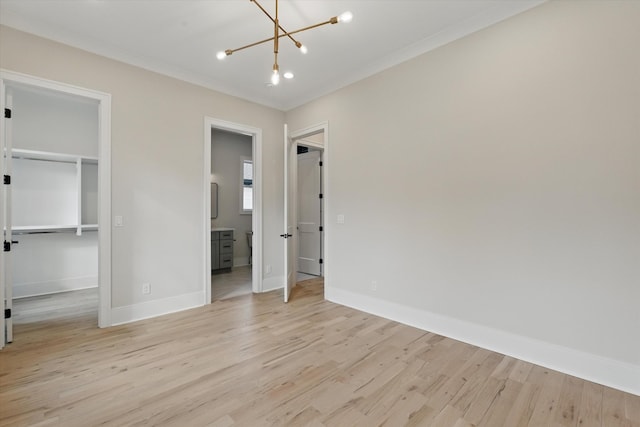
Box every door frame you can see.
[287,122,329,297]
[0,70,112,335]
[203,117,263,302]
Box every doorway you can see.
[203,118,262,304]
[210,129,253,300]
[283,122,328,303]
[1,71,112,348]
[296,144,323,282]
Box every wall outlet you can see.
[266,265,272,275]
[337,214,345,224]
[142,283,151,295]
[114,215,124,227]
[370,280,377,291]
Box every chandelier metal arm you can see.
[223,18,336,56]
[250,0,302,49]
[273,0,279,73]
[216,1,352,84]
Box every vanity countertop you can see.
[212,227,235,232]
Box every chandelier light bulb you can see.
[271,70,280,86]
[338,11,353,23]
[219,1,353,85]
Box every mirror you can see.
[211,183,218,219]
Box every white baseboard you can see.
[110,291,204,326]
[234,257,249,267]
[13,276,98,298]
[261,275,283,293]
[326,286,640,396]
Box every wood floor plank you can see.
[553,374,584,426]
[462,376,508,425]
[2,279,639,427]
[577,381,604,427]
[476,378,523,427]
[526,368,565,426]
[502,382,542,427]
[603,387,638,427]
[627,392,640,423]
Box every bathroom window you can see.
[241,158,253,213]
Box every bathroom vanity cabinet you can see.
[211,228,234,272]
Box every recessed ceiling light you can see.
[283,72,294,79]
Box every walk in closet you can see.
[8,83,99,299]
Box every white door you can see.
[1,85,14,346]
[297,150,322,276]
[283,124,297,302]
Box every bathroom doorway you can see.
[210,129,252,300]
[203,118,262,304]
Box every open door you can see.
[1,84,14,346]
[297,150,322,276]
[283,124,297,302]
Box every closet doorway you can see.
[1,72,112,348]
[203,118,262,304]
[296,144,323,281]
[283,122,328,303]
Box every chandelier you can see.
[216,0,353,85]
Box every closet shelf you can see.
[12,148,98,164]
[12,147,99,235]
[12,224,98,235]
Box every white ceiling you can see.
[0,0,544,111]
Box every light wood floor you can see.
[211,267,320,301]
[12,288,98,325]
[212,266,253,301]
[1,279,639,426]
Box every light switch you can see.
[337,214,345,224]
[114,215,124,227]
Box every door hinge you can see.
[3,175,10,185]
[3,241,10,252]
[4,308,11,319]
[319,258,323,264]
[319,161,323,167]
[4,108,11,119]
[319,226,323,232]
[319,193,323,199]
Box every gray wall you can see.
[211,129,252,264]
[286,0,640,392]
[0,24,285,309]
[3,0,639,393]
[11,85,98,157]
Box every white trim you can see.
[0,69,112,328]
[0,78,7,349]
[110,291,204,326]
[262,275,285,293]
[326,286,640,396]
[233,257,249,268]
[0,3,544,110]
[13,276,97,299]
[204,117,263,303]
[282,1,546,110]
